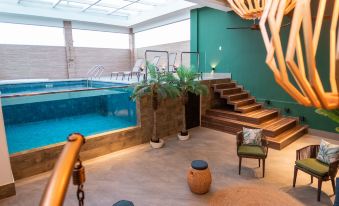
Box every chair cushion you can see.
[295,158,329,176]
[238,145,266,157]
[317,139,339,164]
[242,127,262,146]
[191,160,208,170]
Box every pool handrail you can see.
[40,133,85,206]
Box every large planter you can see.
[150,139,164,149]
[178,133,190,141]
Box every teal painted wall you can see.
[191,7,338,133]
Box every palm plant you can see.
[175,66,208,138]
[131,63,180,145]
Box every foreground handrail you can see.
[40,133,85,206]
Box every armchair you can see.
[293,145,339,201]
[236,131,269,177]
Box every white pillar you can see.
[0,100,15,199]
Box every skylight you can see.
[0,0,196,26]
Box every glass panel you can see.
[72,29,129,49]
[0,81,137,154]
[0,23,65,46]
[135,19,190,48]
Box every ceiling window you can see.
[135,19,190,48]
[0,23,65,46]
[72,29,129,49]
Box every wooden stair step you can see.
[263,117,297,137]
[221,87,242,95]
[224,91,249,101]
[202,115,296,137]
[205,109,278,124]
[213,82,237,90]
[236,103,262,113]
[266,125,308,150]
[229,97,255,107]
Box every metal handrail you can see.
[180,51,202,79]
[40,133,85,206]
[144,50,169,80]
[87,65,104,87]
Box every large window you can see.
[72,29,129,49]
[0,23,65,46]
[135,19,190,48]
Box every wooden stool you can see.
[187,160,212,194]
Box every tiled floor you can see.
[0,127,337,206]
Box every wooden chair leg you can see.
[331,176,336,194]
[239,157,242,175]
[318,179,322,201]
[262,159,265,178]
[110,73,113,80]
[293,166,298,187]
[311,175,313,184]
[258,159,260,167]
[116,73,119,80]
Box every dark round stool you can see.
[112,200,134,206]
[187,160,212,194]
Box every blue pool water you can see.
[0,80,126,96]
[0,80,137,154]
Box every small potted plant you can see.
[175,66,208,140]
[131,63,179,148]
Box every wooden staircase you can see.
[201,79,308,150]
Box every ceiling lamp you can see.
[259,0,339,109]
[226,0,295,20]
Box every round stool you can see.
[112,200,134,206]
[187,160,212,194]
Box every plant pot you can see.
[150,139,164,149]
[178,133,190,141]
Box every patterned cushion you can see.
[316,139,339,164]
[238,145,266,157]
[296,158,329,176]
[242,127,262,146]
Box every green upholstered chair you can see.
[293,145,339,201]
[236,131,269,178]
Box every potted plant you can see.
[131,63,179,148]
[175,66,208,140]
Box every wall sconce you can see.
[299,116,306,123]
[284,108,291,114]
[264,100,271,105]
[211,66,216,74]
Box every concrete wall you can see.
[0,45,68,80]
[135,41,190,68]
[0,44,131,80]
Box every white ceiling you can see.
[0,0,229,28]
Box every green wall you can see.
[191,7,338,133]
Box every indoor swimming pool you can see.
[0,80,137,154]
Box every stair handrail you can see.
[40,133,85,206]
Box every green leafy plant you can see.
[130,63,180,143]
[174,65,208,136]
[315,109,339,132]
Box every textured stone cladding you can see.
[9,78,217,180]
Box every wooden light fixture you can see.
[226,0,295,20]
[259,0,339,109]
